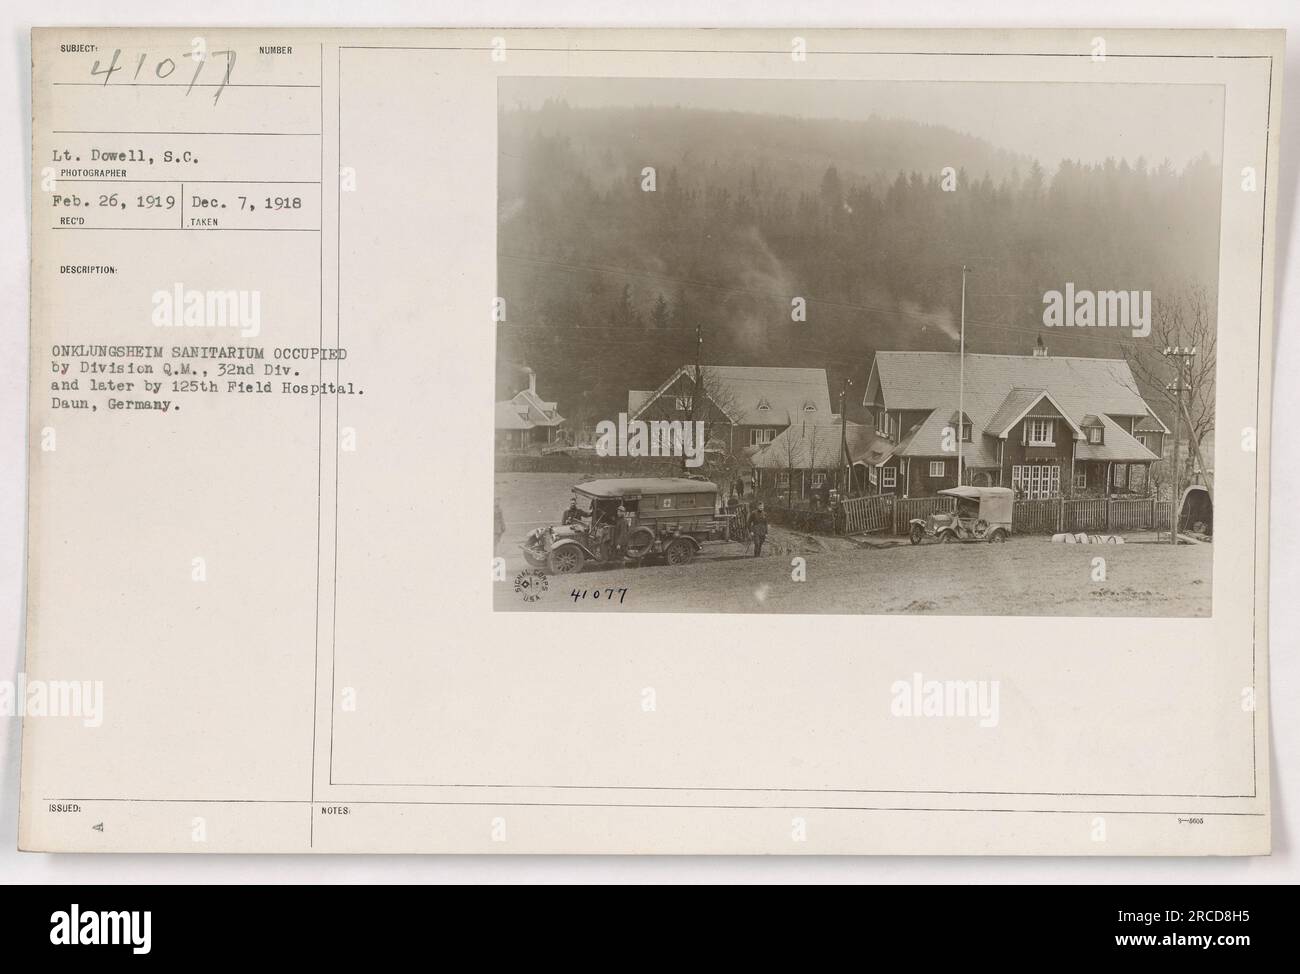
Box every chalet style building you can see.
[494,368,565,452]
[628,365,833,459]
[750,421,876,500]
[857,349,1168,498]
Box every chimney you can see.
[526,367,537,394]
[1033,337,1048,358]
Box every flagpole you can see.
[958,265,968,487]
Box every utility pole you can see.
[957,265,969,487]
[686,318,703,474]
[839,377,853,496]
[692,318,703,419]
[1163,345,1197,544]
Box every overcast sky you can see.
[503,78,1224,170]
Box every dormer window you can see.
[803,401,817,412]
[675,396,693,412]
[757,398,771,411]
[1086,425,1104,445]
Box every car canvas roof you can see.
[939,486,1014,500]
[574,478,718,497]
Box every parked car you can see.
[522,478,740,574]
[909,486,1013,545]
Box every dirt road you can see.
[495,535,1211,616]
[493,473,1211,616]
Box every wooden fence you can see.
[1011,496,1171,534]
[840,493,896,534]
[1013,498,1064,534]
[833,494,1172,537]
[892,496,956,535]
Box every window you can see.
[674,396,692,412]
[1073,470,1087,490]
[776,471,790,487]
[960,421,972,442]
[811,471,826,487]
[1012,464,1061,499]
[1086,426,1104,445]
[750,428,775,447]
[757,397,771,411]
[877,408,889,436]
[1136,433,1152,449]
[882,467,897,489]
[803,402,818,413]
[1026,418,1055,446]
[661,497,674,509]
[929,461,945,478]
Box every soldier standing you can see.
[750,502,769,556]
[614,501,633,557]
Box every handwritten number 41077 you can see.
[571,588,629,605]
[90,49,237,105]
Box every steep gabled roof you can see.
[856,433,901,467]
[886,410,1000,467]
[1075,415,1160,462]
[870,351,1159,447]
[987,388,1084,439]
[1134,412,1168,433]
[875,350,1150,410]
[987,388,1048,436]
[512,387,564,427]
[752,421,873,469]
[631,365,832,426]
[495,401,532,430]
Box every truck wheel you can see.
[988,529,1008,544]
[909,524,924,545]
[626,528,656,560]
[522,550,548,568]
[941,531,957,544]
[664,539,695,565]
[547,546,585,575]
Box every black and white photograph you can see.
[495,77,1221,615]
[1,11,1290,901]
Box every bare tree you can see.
[776,422,805,505]
[1122,285,1216,490]
[690,366,743,464]
[804,423,822,502]
[637,366,743,474]
[562,400,598,448]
